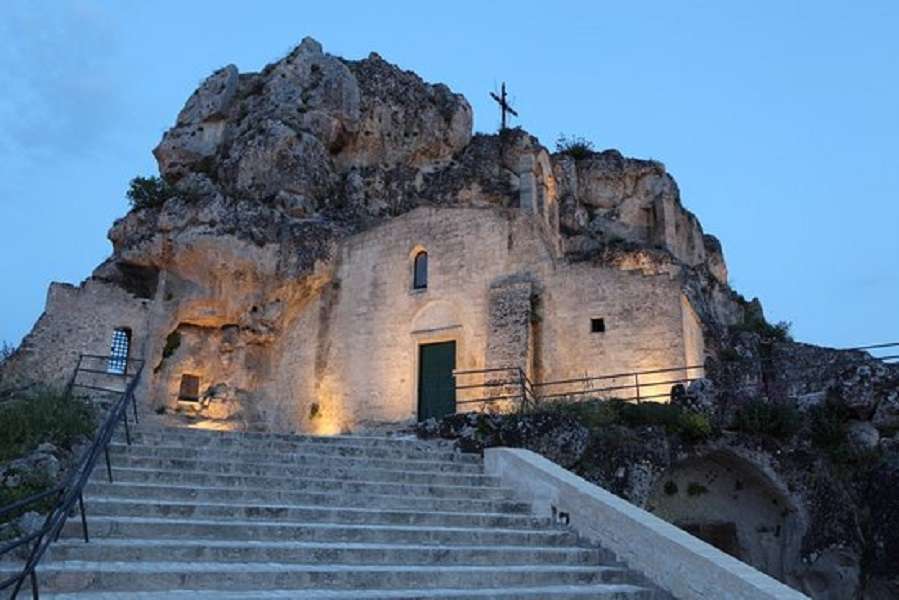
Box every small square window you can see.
[178,374,200,402]
[591,318,606,333]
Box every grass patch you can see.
[809,399,851,452]
[733,400,801,440]
[0,471,56,526]
[542,398,712,442]
[555,134,596,160]
[0,389,96,463]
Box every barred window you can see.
[106,328,131,374]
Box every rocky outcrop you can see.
[419,334,899,600]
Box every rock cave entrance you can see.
[646,450,803,583]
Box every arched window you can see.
[413,251,428,290]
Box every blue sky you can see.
[1,1,897,349]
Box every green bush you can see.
[541,397,712,441]
[809,400,851,451]
[542,398,622,429]
[127,176,175,210]
[0,389,96,463]
[0,471,55,527]
[733,400,801,439]
[679,411,714,442]
[618,401,712,441]
[555,134,595,160]
[718,347,741,362]
[731,314,793,342]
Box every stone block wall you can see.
[1,279,151,391]
[272,206,702,432]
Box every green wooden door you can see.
[418,341,456,422]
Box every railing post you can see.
[78,493,89,544]
[30,567,38,600]
[131,392,139,424]
[634,373,641,403]
[104,446,113,483]
[122,409,131,445]
[518,368,527,414]
[64,354,83,401]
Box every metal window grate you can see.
[106,328,131,374]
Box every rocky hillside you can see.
[420,332,899,600]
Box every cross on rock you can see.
[490,82,519,131]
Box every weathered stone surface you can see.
[339,52,471,168]
[846,420,880,450]
[872,389,899,430]
[226,119,334,204]
[417,411,589,469]
[177,64,239,126]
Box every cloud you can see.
[0,0,124,162]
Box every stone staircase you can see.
[4,426,658,599]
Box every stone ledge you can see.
[484,447,810,600]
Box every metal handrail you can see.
[453,366,540,414]
[0,355,144,599]
[451,341,899,415]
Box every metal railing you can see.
[534,364,706,404]
[847,342,899,364]
[452,363,704,414]
[451,341,898,414]
[0,354,144,599]
[453,367,539,414]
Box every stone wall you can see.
[270,206,703,433]
[0,280,151,391]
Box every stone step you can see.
[84,481,532,514]
[9,561,631,593]
[37,584,653,599]
[108,454,496,487]
[123,427,454,451]
[59,516,577,546]
[92,467,512,500]
[81,497,549,529]
[114,431,475,462]
[46,539,602,566]
[107,442,484,474]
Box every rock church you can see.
[1,37,741,434]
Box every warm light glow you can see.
[186,419,238,431]
[309,376,346,436]
[313,416,342,436]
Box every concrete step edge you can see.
[108,457,494,481]
[38,584,651,599]
[95,466,508,493]
[47,539,593,552]
[64,515,567,535]
[84,481,531,510]
[82,497,540,521]
[8,560,623,574]
[108,443,483,471]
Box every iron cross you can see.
[490,82,519,131]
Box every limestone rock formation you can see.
[3,35,897,600]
